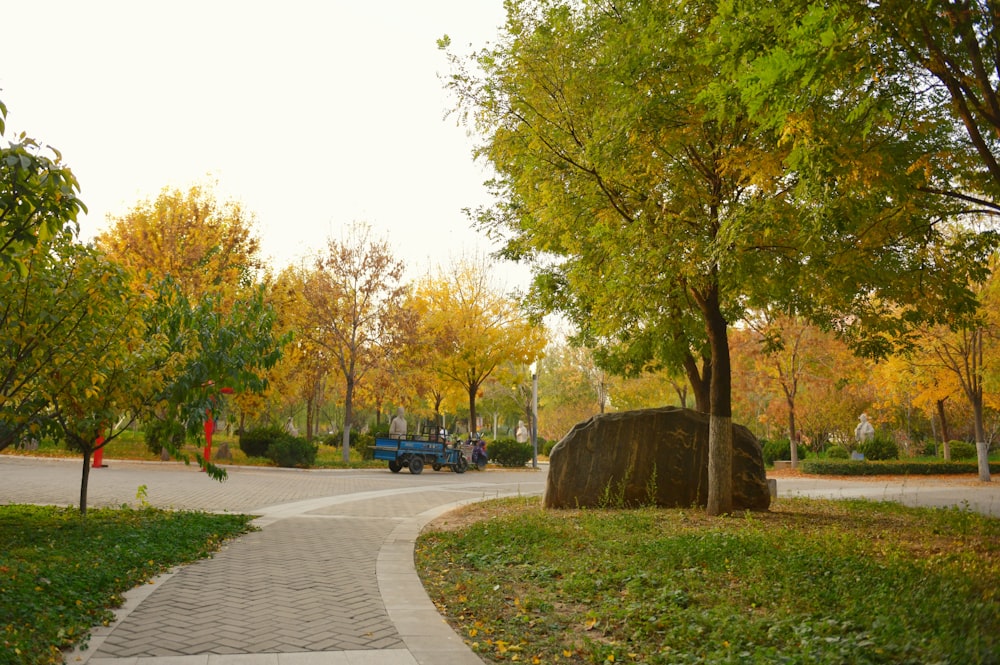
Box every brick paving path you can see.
[0,455,547,665]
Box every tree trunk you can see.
[305,394,315,442]
[700,286,733,517]
[786,393,798,468]
[79,449,91,516]
[936,398,951,460]
[468,384,478,435]
[672,381,689,409]
[972,393,991,482]
[342,378,355,463]
[682,352,711,413]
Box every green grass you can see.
[0,504,255,665]
[417,497,1000,664]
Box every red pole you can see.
[202,409,213,470]
[92,435,105,468]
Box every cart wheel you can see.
[454,455,468,474]
[432,463,442,471]
[388,459,401,473]
[409,456,424,474]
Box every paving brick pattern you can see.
[0,455,545,663]
[92,515,402,657]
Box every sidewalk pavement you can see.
[0,456,547,665]
[1,456,996,664]
[770,471,1000,517]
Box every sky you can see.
[2,1,527,284]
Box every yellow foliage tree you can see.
[96,181,262,303]
[414,258,547,436]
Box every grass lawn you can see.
[0,505,255,665]
[417,496,1000,664]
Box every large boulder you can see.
[544,407,771,511]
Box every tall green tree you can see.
[0,237,115,452]
[153,281,287,454]
[445,0,987,514]
[869,0,1000,207]
[35,246,183,514]
[0,100,85,275]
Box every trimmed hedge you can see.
[487,438,533,468]
[239,425,284,458]
[826,446,850,459]
[266,435,318,468]
[761,438,808,465]
[801,459,1000,476]
[946,441,978,460]
[856,435,899,461]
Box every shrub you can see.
[266,435,317,468]
[239,425,283,458]
[487,438,533,468]
[761,438,808,466]
[324,429,359,448]
[542,437,558,456]
[143,418,185,455]
[355,431,375,460]
[826,446,849,459]
[947,441,978,460]
[801,459,1000,476]
[857,434,899,461]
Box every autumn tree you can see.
[97,182,262,301]
[913,265,1000,480]
[743,314,830,467]
[292,224,415,461]
[413,257,546,436]
[97,182,283,449]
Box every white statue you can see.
[515,420,529,443]
[389,407,407,437]
[854,413,874,442]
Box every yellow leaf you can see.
[584,617,598,630]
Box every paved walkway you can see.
[0,456,547,665]
[770,471,1000,517]
[1,456,996,665]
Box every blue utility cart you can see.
[373,431,468,474]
